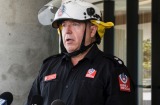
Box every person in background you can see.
[25,0,135,105]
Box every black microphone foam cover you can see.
[30,95,43,105]
[51,99,65,105]
[0,92,13,105]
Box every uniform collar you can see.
[84,44,100,62]
[62,44,100,63]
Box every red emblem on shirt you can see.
[85,68,97,78]
[44,73,57,81]
[118,73,131,92]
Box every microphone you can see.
[0,92,13,105]
[30,95,43,105]
[51,99,65,105]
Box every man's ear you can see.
[90,25,98,37]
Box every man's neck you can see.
[71,47,91,66]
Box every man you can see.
[25,0,135,105]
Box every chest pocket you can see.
[40,79,61,97]
[75,78,104,104]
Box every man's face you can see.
[61,20,97,53]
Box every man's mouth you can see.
[66,39,72,41]
[65,38,74,43]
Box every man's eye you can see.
[72,23,80,26]
[61,24,66,27]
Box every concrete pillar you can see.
[0,0,59,104]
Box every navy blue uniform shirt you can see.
[25,44,135,105]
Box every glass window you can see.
[114,0,127,64]
[114,0,151,105]
[139,0,151,105]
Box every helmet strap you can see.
[59,30,67,53]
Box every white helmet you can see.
[52,0,114,38]
[52,0,102,28]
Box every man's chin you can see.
[66,49,78,53]
[65,46,80,53]
[67,50,75,53]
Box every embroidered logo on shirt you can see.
[85,68,97,78]
[44,73,57,81]
[118,73,131,92]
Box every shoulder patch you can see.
[103,54,135,91]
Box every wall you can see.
[0,0,59,104]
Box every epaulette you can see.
[43,54,62,64]
[103,54,125,68]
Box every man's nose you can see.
[65,25,72,34]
